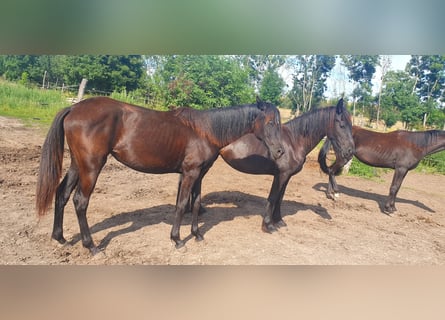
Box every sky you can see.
[325,55,411,99]
[280,55,412,100]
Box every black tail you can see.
[318,139,344,176]
[36,107,71,216]
[318,139,332,175]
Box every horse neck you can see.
[182,105,260,148]
[286,108,333,153]
[423,130,445,156]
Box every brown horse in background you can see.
[196,98,354,232]
[36,96,284,253]
[319,125,445,213]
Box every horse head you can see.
[326,98,355,162]
[253,96,284,160]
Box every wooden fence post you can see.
[76,78,88,102]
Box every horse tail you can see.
[36,107,71,217]
[318,138,332,175]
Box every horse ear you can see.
[256,95,266,111]
[336,98,344,114]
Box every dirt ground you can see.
[1,115,444,265]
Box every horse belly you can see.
[112,138,186,174]
[220,136,276,174]
[112,151,183,173]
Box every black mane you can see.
[285,106,337,139]
[176,104,263,145]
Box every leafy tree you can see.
[407,55,445,127]
[286,55,335,114]
[152,55,254,108]
[380,70,421,129]
[408,55,445,102]
[259,68,285,105]
[0,55,145,93]
[59,55,145,93]
[341,55,378,122]
[236,55,286,92]
[353,82,375,124]
[0,55,44,83]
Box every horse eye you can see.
[336,118,345,128]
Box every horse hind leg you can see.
[384,168,408,214]
[72,158,107,255]
[52,165,79,244]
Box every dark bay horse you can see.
[319,125,445,213]
[36,96,284,253]
[211,99,354,232]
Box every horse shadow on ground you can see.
[69,191,332,250]
[312,182,435,214]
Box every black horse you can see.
[36,96,284,253]
[191,99,354,232]
[319,125,445,213]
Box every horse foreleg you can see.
[52,165,79,244]
[384,168,408,213]
[178,175,207,215]
[272,177,290,228]
[171,170,200,248]
[188,174,204,241]
[326,158,349,200]
[326,172,338,200]
[263,176,281,233]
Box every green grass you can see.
[0,79,168,126]
[0,80,69,125]
[348,157,388,180]
[416,152,445,175]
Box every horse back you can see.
[63,97,202,173]
[353,127,422,169]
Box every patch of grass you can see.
[0,80,70,125]
[348,157,388,180]
[416,152,445,175]
[0,80,168,126]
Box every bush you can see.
[417,152,445,174]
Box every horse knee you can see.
[73,190,89,212]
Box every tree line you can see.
[0,54,444,129]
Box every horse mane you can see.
[174,104,262,145]
[403,130,443,147]
[285,106,337,139]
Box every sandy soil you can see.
[1,115,444,265]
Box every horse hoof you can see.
[262,223,277,233]
[52,234,67,245]
[326,193,334,200]
[334,193,340,198]
[89,246,102,256]
[274,220,287,228]
[175,240,185,249]
[195,234,204,242]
